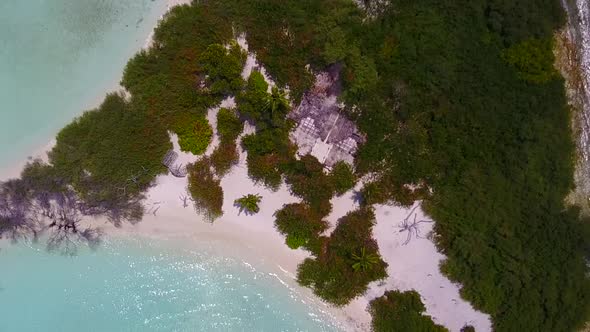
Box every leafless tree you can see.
[397,205,433,245]
[179,193,191,208]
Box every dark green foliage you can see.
[351,247,381,272]
[210,140,239,177]
[121,4,234,122]
[264,87,291,128]
[173,113,212,155]
[335,1,589,329]
[198,43,246,95]
[297,208,387,305]
[210,108,242,176]
[460,325,476,332]
[49,93,170,203]
[369,290,448,332]
[283,155,334,216]
[236,71,269,123]
[274,203,328,249]
[330,161,356,196]
[242,127,295,191]
[216,108,243,142]
[187,158,223,222]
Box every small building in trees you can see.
[289,64,364,169]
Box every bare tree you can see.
[180,193,190,208]
[397,205,433,245]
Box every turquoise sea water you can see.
[0,2,343,331]
[0,0,167,170]
[0,238,341,331]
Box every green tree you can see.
[330,161,356,196]
[351,247,380,272]
[264,87,290,127]
[502,37,558,83]
[217,108,243,142]
[187,158,223,222]
[173,113,213,155]
[369,290,448,332]
[237,71,269,123]
[234,194,262,215]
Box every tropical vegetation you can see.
[234,194,262,215]
[1,0,589,330]
[369,290,448,332]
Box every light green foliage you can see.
[216,108,243,142]
[369,290,448,332]
[234,194,262,215]
[502,37,558,83]
[173,113,212,155]
[286,234,308,249]
[187,158,223,222]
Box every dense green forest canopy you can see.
[197,0,590,330]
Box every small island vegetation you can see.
[1,0,589,330]
[369,290,448,332]
[297,208,387,306]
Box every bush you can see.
[284,155,334,216]
[330,161,356,196]
[369,290,448,332]
[274,203,328,249]
[210,140,239,177]
[237,71,269,123]
[297,208,387,305]
[242,128,296,190]
[286,234,308,249]
[49,93,170,202]
[502,37,558,83]
[187,158,223,221]
[173,113,213,155]
[217,108,244,142]
[198,42,246,95]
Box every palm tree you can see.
[351,247,380,272]
[234,194,262,215]
[264,87,289,127]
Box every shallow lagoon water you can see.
[0,0,166,170]
[0,238,341,331]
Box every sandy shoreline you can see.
[0,0,492,331]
